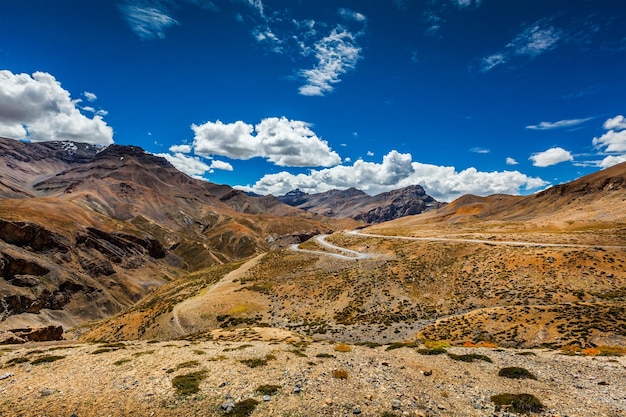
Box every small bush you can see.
[132,350,154,357]
[172,370,207,396]
[498,367,537,380]
[240,357,272,368]
[113,358,132,366]
[166,360,200,373]
[91,348,114,354]
[31,355,65,365]
[6,356,29,366]
[315,353,335,358]
[255,384,281,395]
[516,351,536,356]
[334,343,352,352]
[447,353,492,363]
[230,398,259,417]
[332,369,348,379]
[385,342,419,351]
[417,347,447,355]
[490,393,544,414]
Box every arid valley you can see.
[1,139,625,416]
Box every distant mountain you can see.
[376,161,626,228]
[0,138,353,333]
[278,185,443,223]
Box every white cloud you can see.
[367,150,374,156]
[590,115,626,168]
[478,20,562,72]
[506,157,519,165]
[454,0,481,8]
[238,150,547,202]
[298,27,362,96]
[158,152,211,176]
[599,154,626,168]
[511,23,562,57]
[529,147,573,167]
[0,70,113,144]
[169,144,192,153]
[603,115,626,130]
[526,117,592,130]
[192,117,341,167]
[592,129,626,153]
[209,159,233,171]
[470,147,490,154]
[157,151,233,177]
[339,8,366,23]
[83,91,97,102]
[118,1,180,40]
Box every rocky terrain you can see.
[1,337,624,417]
[0,138,354,333]
[278,185,442,223]
[1,137,625,416]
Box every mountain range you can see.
[0,138,354,332]
[278,185,443,223]
[1,137,625,352]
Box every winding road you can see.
[289,229,626,261]
[290,234,376,260]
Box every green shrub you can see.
[231,399,259,417]
[255,384,281,395]
[31,355,65,365]
[172,370,207,396]
[498,367,537,380]
[113,358,132,366]
[6,356,29,366]
[416,347,447,355]
[315,353,335,358]
[490,393,544,414]
[447,353,492,363]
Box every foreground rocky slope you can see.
[1,338,624,417]
[278,185,442,223]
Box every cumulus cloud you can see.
[192,117,341,167]
[526,117,592,130]
[592,115,626,166]
[529,147,573,167]
[598,154,626,168]
[478,19,562,72]
[298,27,362,96]
[506,157,519,165]
[158,152,233,177]
[339,8,366,23]
[169,144,192,153]
[238,150,547,202]
[603,114,626,130]
[592,129,626,153]
[0,70,113,144]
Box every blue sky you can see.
[1,0,625,201]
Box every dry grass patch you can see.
[334,343,352,352]
[332,369,348,379]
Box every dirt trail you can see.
[172,253,265,335]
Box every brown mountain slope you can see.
[0,138,353,335]
[83,164,625,350]
[385,161,626,229]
